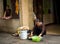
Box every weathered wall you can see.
[0,19,19,33]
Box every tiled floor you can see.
[0,32,60,44]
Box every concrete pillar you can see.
[19,0,34,30]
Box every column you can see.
[19,0,34,30]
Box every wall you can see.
[0,0,19,33]
[0,19,19,33]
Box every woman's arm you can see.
[39,22,45,36]
[30,30,33,37]
[3,11,6,17]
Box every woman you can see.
[28,19,46,38]
[0,5,12,19]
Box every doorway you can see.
[53,0,60,24]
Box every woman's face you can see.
[36,22,42,26]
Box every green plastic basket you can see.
[32,36,42,42]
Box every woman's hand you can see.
[30,32,33,37]
[4,16,12,20]
[38,34,42,37]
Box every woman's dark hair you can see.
[35,19,40,22]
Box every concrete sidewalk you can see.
[0,32,60,44]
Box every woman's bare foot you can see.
[12,33,19,37]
